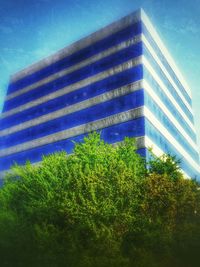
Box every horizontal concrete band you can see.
[141,9,191,97]
[11,9,191,101]
[10,10,141,83]
[1,66,198,162]
[1,57,143,119]
[144,93,199,161]
[0,117,145,173]
[2,54,195,143]
[143,80,197,151]
[4,42,142,112]
[1,79,198,164]
[145,122,199,179]
[143,57,195,133]
[0,107,144,158]
[142,34,192,115]
[0,137,146,179]
[0,81,143,136]
[0,135,197,180]
[143,47,193,126]
[6,33,192,124]
[10,9,192,103]
[0,66,142,131]
[3,57,195,152]
[144,67,196,142]
[145,136,193,179]
[142,26,192,107]
[0,102,199,174]
[144,136,190,179]
[2,52,195,153]
[143,107,200,173]
[1,65,198,165]
[0,90,144,149]
[7,35,142,101]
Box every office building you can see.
[0,9,199,182]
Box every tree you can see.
[0,132,199,267]
[147,152,183,180]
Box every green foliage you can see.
[0,132,200,267]
[147,152,182,180]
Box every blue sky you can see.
[0,0,200,146]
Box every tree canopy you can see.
[0,132,200,267]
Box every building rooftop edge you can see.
[10,8,192,98]
[140,9,192,97]
[10,9,141,82]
